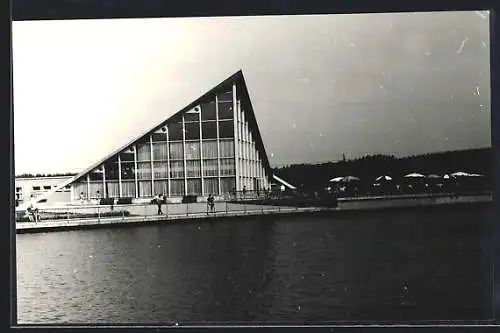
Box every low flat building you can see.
[15,176,72,206]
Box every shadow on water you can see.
[16,203,493,324]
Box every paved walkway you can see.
[16,194,492,233]
[16,204,325,232]
[33,202,299,217]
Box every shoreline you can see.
[16,193,492,234]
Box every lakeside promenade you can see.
[16,193,492,234]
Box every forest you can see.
[273,147,492,189]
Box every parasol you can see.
[375,175,392,182]
[404,173,425,178]
[342,176,361,182]
[329,177,344,182]
[451,171,471,177]
[469,173,484,177]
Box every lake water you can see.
[16,203,493,325]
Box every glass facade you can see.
[71,78,270,200]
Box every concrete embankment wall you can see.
[16,194,493,234]
[337,193,492,211]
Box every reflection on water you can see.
[17,204,493,324]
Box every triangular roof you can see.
[63,70,272,186]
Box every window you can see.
[221,178,236,193]
[170,161,185,179]
[74,182,87,197]
[106,181,119,197]
[153,161,168,179]
[121,181,135,197]
[105,158,119,180]
[219,140,235,157]
[201,101,217,120]
[139,181,152,197]
[152,142,168,160]
[204,178,219,195]
[218,102,234,120]
[137,144,151,161]
[185,142,200,159]
[170,180,185,196]
[219,120,234,138]
[184,122,200,140]
[217,90,233,102]
[187,179,202,195]
[169,143,184,160]
[184,112,199,122]
[220,158,235,176]
[121,162,135,180]
[152,132,168,142]
[202,140,218,158]
[168,122,183,141]
[121,151,134,162]
[89,183,104,198]
[32,186,41,191]
[203,159,218,177]
[137,162,151,180]
[43,185,51,190]
[202,121,217,139]
[16,187,22,193]
[89,167,104,181]
[186,160,201,178]
[154,180,168,196]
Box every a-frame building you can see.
[66,70,272,200]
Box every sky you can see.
[12,11,491,174]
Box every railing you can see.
[15,200,310,225]
[223,190,271,201]
[228,187,492,202]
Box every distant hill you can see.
[273,147,492,189]
[16,172,77,178]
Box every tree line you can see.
[273,147,492,189]
[16,172,78,178]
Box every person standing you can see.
[155,194,163,215]
[28,198,39,223]
[207,194,215,214]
